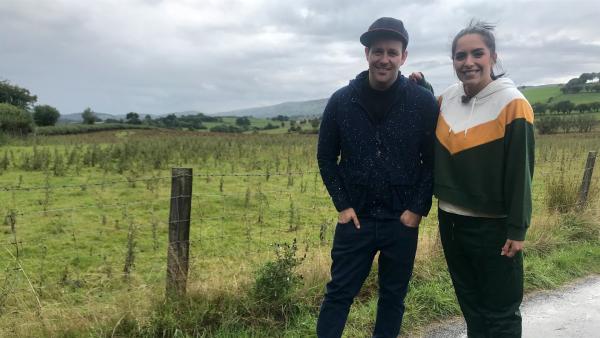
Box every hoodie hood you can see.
[445,77,517,103]
[440,77,526,136]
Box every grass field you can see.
[521,84,600,104]
[0,129,599,337]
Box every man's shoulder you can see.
[405,80,438,114]
[403,79,437,108]
[324,84,356,113]
[329,83,355,101]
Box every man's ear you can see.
[365,47,370,60]
[399,49,408,66]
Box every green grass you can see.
[522,84,600,104]
[0,129,599,337]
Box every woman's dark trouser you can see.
[316,218,418,338]
[438,208,524,338]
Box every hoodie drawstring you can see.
[464,97,477,137]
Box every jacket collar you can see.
[349,70,407,105]
[349,70,407,93]
[348,70,407,124]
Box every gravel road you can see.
[419,274,600,338]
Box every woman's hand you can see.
[501,239,524,257]
[408,71,424,82]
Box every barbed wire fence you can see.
[0,151,597,314]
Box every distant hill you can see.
[521,84,600,104]
[213,98,328,118]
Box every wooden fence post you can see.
[166,168,192,298]
[577,151,597,207]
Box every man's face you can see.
[365,39,407,90]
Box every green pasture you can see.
[522,84,600,104]
[0,129,599,337]
[202,116,316,134]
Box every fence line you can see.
[1,151,598,307]
[0,171,320,193]
[0,176,172,192]
[1,158,591,194]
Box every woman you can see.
[414,21,534,337]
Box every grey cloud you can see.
[0,0,598,115]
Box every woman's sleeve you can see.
[503,99,535,241]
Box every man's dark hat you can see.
[360,17,409,47]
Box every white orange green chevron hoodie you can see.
[434,77,535,241]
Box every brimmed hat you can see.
[360,17,409,48]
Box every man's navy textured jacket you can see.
[317,71,439,218]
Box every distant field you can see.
[203,116,317,134]
[522,84,600,104]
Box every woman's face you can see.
[452,33,496,95]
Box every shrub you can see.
[251,239,304,319]
[574,115,596,133]
[0,103,33,135]
[33,104,60,126]
[561,116,576,133]
[535,116,560,134]
[235,116,251,127]
[81,107,97,124]
[262,122,279,130]
[209,124,243,133]
[535,116,596,134]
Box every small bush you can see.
[210,124,244,133]
[33,104,60,126]
[0,103,33,135]
[574,115,596,133]
[262,122,279,130]
[251,239,305,320]
[535,116,561,134]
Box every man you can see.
[316,17,438,338]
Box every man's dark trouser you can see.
[438,209,523,338]
[317,218,418,338]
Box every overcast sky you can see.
[1,0,599,116]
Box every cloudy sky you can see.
[1,0,599,116]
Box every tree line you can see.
[0,80,61,134]
[0,79,226,134]
[531,101,600,115]
[536,115,596,134]
[560,72,600,94]
[0,79,316,135]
